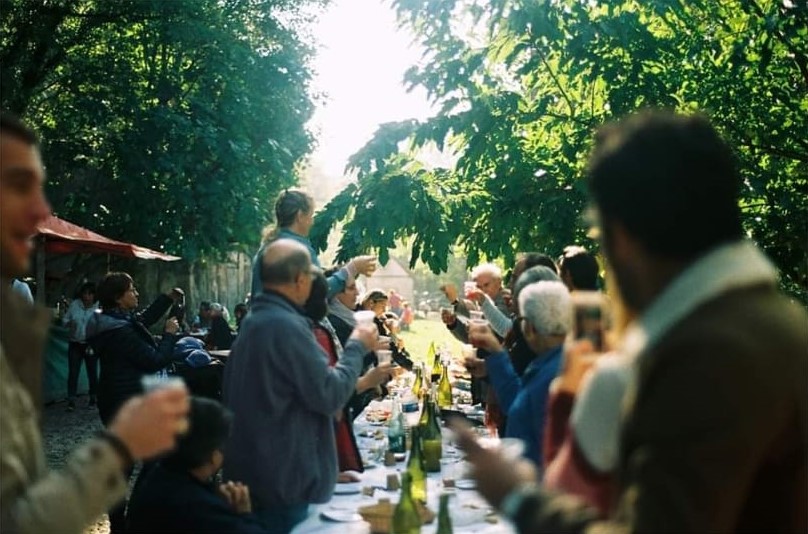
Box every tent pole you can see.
[36,237,46,305]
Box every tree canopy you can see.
[311,0,807,300]
[1,0,323,260]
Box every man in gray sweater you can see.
[222,239,376,533]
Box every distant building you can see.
[367,257,414,306]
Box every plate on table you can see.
[440,408,485,427]
[455,479,477,490]
[321,510,363,522]
[333,482,362,495]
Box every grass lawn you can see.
[397,317,464,365]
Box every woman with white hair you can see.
[466,281,571,467]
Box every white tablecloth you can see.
[292,408,515,534]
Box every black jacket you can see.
[127,463,267,533]
[87,294,176,423]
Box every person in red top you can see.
[399,302,414,331]
[304,271,392,475]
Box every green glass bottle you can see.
[392,472,422,534]
[420,387,443,472]
[418,386,430,427]
[430,342,441,383]
[411,364,423,398]
[406,426,427,503]
[436,493,453,534]
[438,363,453,409]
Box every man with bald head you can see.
[222,239,377,533]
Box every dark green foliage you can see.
[313,0,807,302]
[1,0,322,260]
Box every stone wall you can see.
[39,250,252,320]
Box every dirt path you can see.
[42,397,110,534]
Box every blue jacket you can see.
[127,463,267,533]
[222,291,365,508]
[485,345,563,467]
[250,229,349,299]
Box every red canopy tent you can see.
[37,215,181,261]
[34,215,181,303]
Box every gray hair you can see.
[471,262,502,280]
[211,303,230,322]
[518,281,572,336]
[513,265,560,303]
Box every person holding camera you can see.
[86,274,185,533]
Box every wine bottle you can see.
[411,364,423,398]
[436,492,453,534]
[437,363,453,409]
[388,398,407,454]
[420,387,443,472]
[392,472,422,534]
[406,426,427,503]
[422,363,432,399]
[418,384,430,427]
[388,330,415,370]
[429,342,441,382]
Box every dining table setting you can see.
[292,345,517,534]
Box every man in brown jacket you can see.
[458,111,808,532]
[0,112,191,534]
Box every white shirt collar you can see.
[620,240,778,362]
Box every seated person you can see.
[361,289,414,370]
[465,280,570,467]
[192,301,213,330]
[208,304,236,350]
[127,397,267,533]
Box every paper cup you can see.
[354,310,376,326]
[460,344,477,359]
[376,349,393,365]
[141,375,185,393]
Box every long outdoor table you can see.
[292,403,514,534]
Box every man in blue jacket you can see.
[465,281,571,467]
[223,239,377,533]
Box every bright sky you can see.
[308,0,435,177]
